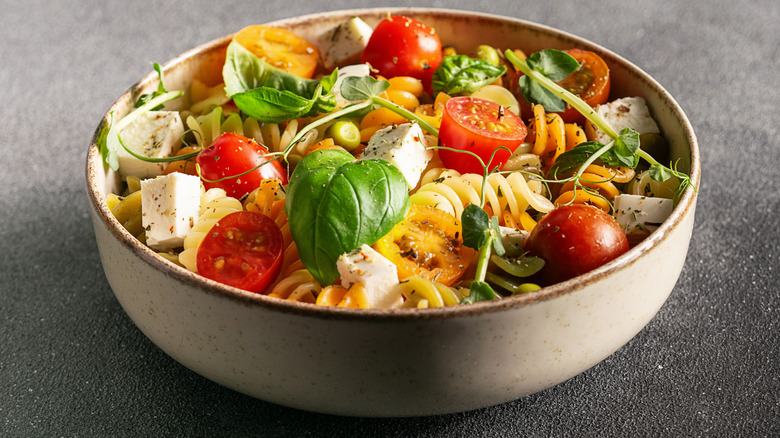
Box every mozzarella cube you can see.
[361,122,432,189]
[585,97,660,145]
[613,193,674,235]
[141,172,202,249]
[336,244,402,309]
[332,63,372,108]
[117,111,184,179]
[319,16,374,70]
[499,226,530,258]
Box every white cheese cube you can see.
[332,63,372,108]
[117,111,184,179]
[613,193,674,235]
[141,172,202,249]
[319,16,374,70]
[499,226,530,258]
[361,122,432,189]
[336,244,402,309]
[585,97,660,145]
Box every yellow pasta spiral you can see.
[553,164,624,213]
[267,269,321,304]
[392,276,469,308]
[178,188,242,272]
[410,169,554,230]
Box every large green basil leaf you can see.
[285,149,410,285]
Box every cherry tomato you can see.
[437,96,527,175]
[512,49,611,124]
[196,132,287,199]
[362,16,443,92]
[196,211,284,293]
[525,204,629,285]
[233,25,320,78]
[373,205,474,286]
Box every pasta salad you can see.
[99,15,691,309]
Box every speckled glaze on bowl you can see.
[86,8,700,417]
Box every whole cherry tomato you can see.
[511,49,611,124]
[196,211,284,293]
[525,204,629,285]
[437,96,527,175]
[362,16,442,92]
[196,132,288,199]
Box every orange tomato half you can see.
[373,205,474,286]
[233,25,320,79]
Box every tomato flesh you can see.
[362,16,442,92]
[196,132,288,199]
[233,25,320,79]
[525,204,628,285]
[373,205,474,286]
[196,211,284,293]
[437,96,527,175]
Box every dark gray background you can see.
[2,0,778,436]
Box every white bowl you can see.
[86,8,700,417]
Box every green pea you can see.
[476,45,500,66]
[326,120,361,151]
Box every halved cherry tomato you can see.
[196,211,284,293]
[373,204,474,286]
[524,204,628,285]
[511,49,611,124]
[196,132,288,199]
[437,96,527,175]
[233,25,320,78]
[362,16,442,92]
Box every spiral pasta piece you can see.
[410,170,554,228]
[392,276,469,308]
[315,284,370,308]
[267,269,320,303]
[553,164,621,213]
[178,188,242,272]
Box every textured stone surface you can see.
[1,0,777,436]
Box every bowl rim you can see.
[85,7,701,321]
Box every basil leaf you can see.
[519,76,567,112]
[547,141,603,177]
[432,55,507,95]
[285,149,410,285]
[461,280,496,304]
[340,75,390,102]
[517,49,579,113]
[232,85,321,124]
[461,204,490,250]
[222,41,337,122]
[525,49,579,81]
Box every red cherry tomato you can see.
[196,132,288,199]
[437,96,527,175]
[362,16,442,91]
[196,211,284,293]
[512,49,611,123]
[525,204,628,285]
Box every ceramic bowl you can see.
[86,8,700,417]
